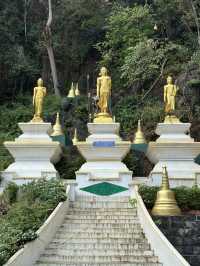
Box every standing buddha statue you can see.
[164,76,180,123]
[31,78,47,123]
[94,66,113,123]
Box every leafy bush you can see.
[3,182,18,204]
[138,185,159,209]
[139,185,200,211]
[0,179,66,265]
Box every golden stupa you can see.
[67,82,75,98]
[75,83,80,96]
[72,128,78,144]
[51,113,64,136]
[152,166,181,216]
[133,120,146,144]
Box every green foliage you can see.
[55,146,85,180]
[43,95,62,117]
[139,185,200,211]
[0,179,66,265]
[138,185,159,209]
[3,182,19,205]
[121,40,188,87]
[98,4,154,88]
[129,198,137,207]
[114,95,164,139]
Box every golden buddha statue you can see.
[31,78,47,123]
[164,76,180,123]
[94,67,113,123]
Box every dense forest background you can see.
[0,0,200,177]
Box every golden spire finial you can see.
[161,166,170,190]
[133,120,146,144]
[154,23,158,31]
[75,83,80,96]
[67,82,75,98]
[72,128,78,144]
[51,112,64,136]
[152,166,181,216]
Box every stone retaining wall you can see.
[153,215,200,266]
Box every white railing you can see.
[5,184,72,266]
[134,185,190,266]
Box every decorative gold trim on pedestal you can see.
[164,115,181,124]
[93,113,113,123]
[152,166,181,216]
[31,115,44,123]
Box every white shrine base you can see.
[147,122,200,187]
[1,123,62,186]
[75,122,133,196]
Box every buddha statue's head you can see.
[37,78,44,87]
[167,76,173,85]
[100,67,108,76]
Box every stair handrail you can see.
[134,185,190,266]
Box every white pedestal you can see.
[146,122,200,187]
[1,123,62,186]
[75,123,132,196]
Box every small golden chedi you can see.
[152,166,181,216]
[51,112,64,136]
[133,120,146,144]
[31,78,47,123]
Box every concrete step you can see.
[61,223,141,230]
[50,238,149,245]
[36,262,162,266]
[67,209,137,214]
[57,227,142,234]
[63,219,140,224]
[65,214,137,219]
[54,232,144,239]
[70,202,134,208]
[38,254,160,263]
[43,248,154,256]
[48,242,151,250]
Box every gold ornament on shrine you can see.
[152,166,181,216]
[75,83,80,96]
[51,112,63,136]
[133,120,146,144]
[31,78,47,123]
[67,82,75,98]
[72,128,78,144]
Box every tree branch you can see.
[141,58,167,102]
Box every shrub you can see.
[3,182,19,204]
[0,179,66,266]
[138,185,159,209]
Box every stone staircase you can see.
[35,196,162,266]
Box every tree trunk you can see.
[45,0,60,96]
[189,0,200,47]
